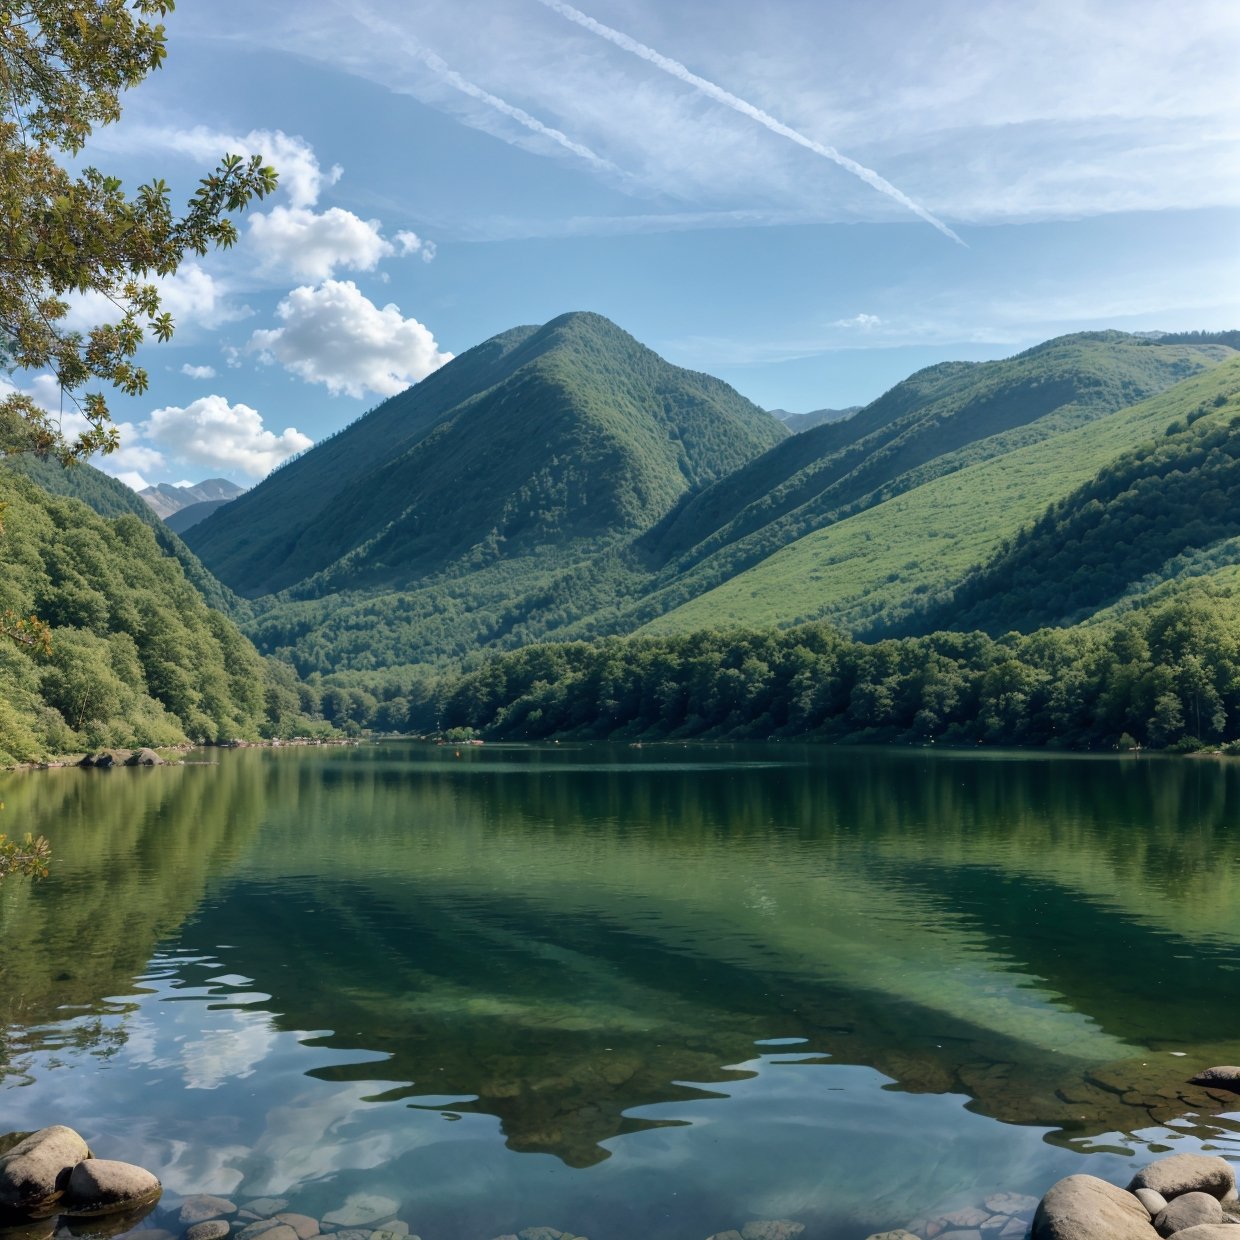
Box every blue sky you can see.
[8,0,1239,488]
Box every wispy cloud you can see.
[534,0,964,244]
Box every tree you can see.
[1,0,277,464]
[0,821,50,879]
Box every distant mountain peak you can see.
[139,478,246,520]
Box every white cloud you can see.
[248,280,452,398]
[831,313,882,329]
[249,205,395,280]
[142,396,313,479]
[181,363,217,380]
[62,263,245,334]
[394,230,437,263]
[111,470,154,491]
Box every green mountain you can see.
[647,356,1240,639]
[186,311,787,598]
[0,468,318,763]
[771,406,861,432]
[165,497,234,535]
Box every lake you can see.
[1,743,1238,1240]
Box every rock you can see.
[186,1223,232,1240]
[56,1199,159,1239]
[322,1198,398,1229]
[369,1230,404,1240]
[179,1197,238,1226]
[740,1224,805,1240]
[1163,1230,1240,1240]
[1135,1191,1170,1218]
[984,1196,1040,1219]
[1032,1174,1159,1239]
[126,749,165,767]
[517,1230,564,1240]
[272,1217,318,1240]
[997,1222,1028,1240]
[237,1220,284,1240]
[1128,1156,1237,1203]
[939,1232,983,1240]
[62,1161,161,1219]
[706,1232,744,1240]
[865,1232,919,1240]
[942,1210,990,1230]
[1153,1193,1224,1237]
[243,1202,289,1220]
[0,1127,93,1212]
[1188,1068,1240,1092]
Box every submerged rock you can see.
[1032,1174,1158,1239]
[1127,1155,1236,1203]
[185,1222,231,1240]
[865,1232,919,1240]
[740,1223,804,1240]
[56,1198,159,1239]
[1187,1066,1240,1092]
[0,1127,92,1213]
[62,1160,161,1218]
[322,1197,398,1229]
[179,1197,238,1226]
[242,1202,289,1221]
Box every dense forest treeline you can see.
[0,473,329,763]
[419,590,1240,751]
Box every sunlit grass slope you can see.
[646,356,1240,637]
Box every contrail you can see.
[415,47,622,176]
[535,0,965,245]
[335,1,621,176]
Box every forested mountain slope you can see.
[646,356,1240,639]
[5,456,244,616]
[0,472,315,762]
[186,312,787,597]
[630,335,1232,621]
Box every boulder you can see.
[1032,1174,1159,1240]
[865,1233,919,1240]
[1188,1067,1240,1092]
[186,1223,233,1240]
[0,1126,92,1212]
[1135,1191,1170,1218]
[706,1233,744,1240]
[1162,1230,1239,1240]
[179,1197,238,1226]
[237,1222,286,1240]
[1128,1156,1236,1203]
[243,1202,289,1220]
[125,749,165,767]
[1153,1193,1224,1237]
[61,1160,161,1218]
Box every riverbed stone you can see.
[237,1219,284,1240]
[56,1199,159,1239]
[272,1216,318,1240]
[186,1221,232,1240]
[1154,1193,1224,1237]
[1188,1067,1240,1091]
[322,1197,398,1229]
[1128,1156,1237,1203]
[938,1232,983,1240]
[242,1202,288,1220]
[62,1161,161,1218]
[1032,1174,1159,1240]
[997,1221,1027,1240]
[706,1232,744,1240]
[0,1128,93,1212]
[1135,1191,1170,1218]
[942,1210,990,1230]
[179,1197,238,1226]
[516,1229,564,1240]
[865,1232,919,1240]
[740,1223,804,1240]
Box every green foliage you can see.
[0,471,321,759]
[0,0,276,461]
[0,828,50,880]
[433,590,1240,751]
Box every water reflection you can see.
[1,745,1238,1237]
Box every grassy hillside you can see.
[187,312,786,598]
[0,472,319,762]
[908,385,1240,635]
[646,356,1240,638]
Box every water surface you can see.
[1,743,1238,1239]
